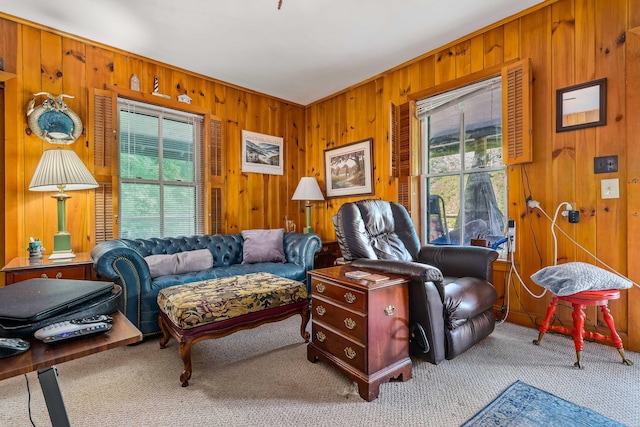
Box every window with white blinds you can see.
[117,98,204,239]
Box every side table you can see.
[314,241,342,269]
[2,253,93,285]
[307,265,411,401]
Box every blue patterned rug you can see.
[462,380,626,427]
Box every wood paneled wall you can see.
[305,0,640,351]
[0,16,307,278]
[2,1,640,351]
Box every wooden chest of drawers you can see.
[307,266,411,401]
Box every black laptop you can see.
[0,278,114,323]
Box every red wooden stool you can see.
[532,289,633,368]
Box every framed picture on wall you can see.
[556,78,607,132]
[324,138,374,198]
[241,130,284,175]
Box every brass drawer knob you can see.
[344,318,356,330]
[344,292,356,304]
[316,283,326,293]
[316,331,326,342]
[384,305,396,316]
[344,347,356,360]
[315,305,326,316]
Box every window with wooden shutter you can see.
[89,89,118,242]
[94,180,114,244]
[209,117,224,234]
[90,88,223,241]
[502,58,532,165]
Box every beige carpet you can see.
[1,319,638,427]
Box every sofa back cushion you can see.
[241,228,286,264]
[145,249,213,278]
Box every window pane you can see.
[426,176,460,244]
[463,86,502,171]
[428,106,461,173]
[119,111,159,180]
[164,185,196,237]
[457,171,506,243]
[162,118,195,182]
[119,183,160,239]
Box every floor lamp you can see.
[291,177,324,234]
[29,148,98,260]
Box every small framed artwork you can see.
[324,138,374,198]
[241,130,284,175]
[556,78,607,132]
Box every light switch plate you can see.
[601,178,619,199]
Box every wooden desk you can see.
[2,253,93,285]
[0,312,142,426]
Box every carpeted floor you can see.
[0,319,638,427]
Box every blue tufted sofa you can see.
[91,232,321,335]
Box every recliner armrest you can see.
[351,258,445,297]
[417,245,499,283]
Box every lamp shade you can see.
[29,148,98,192]
[291,177,324,201]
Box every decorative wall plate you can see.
[26,92,83,145]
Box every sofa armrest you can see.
[91,240,151,329]
[283,232,322,272]
[417,245,499,283]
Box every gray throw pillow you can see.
[241,228,286,264]
[145,249,213,279]
[530,262,632,296]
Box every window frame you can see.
[417,76,507,246]
[117,98,205,239]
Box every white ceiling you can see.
[0,0,543,105]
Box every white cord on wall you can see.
[528,199,639,288]
[497,199,639,325]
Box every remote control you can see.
[34,314,113,342]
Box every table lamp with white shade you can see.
[29,148,99,260]
[291,177,324,234]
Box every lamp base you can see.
[50,231,74,260]
[48,250,76,261]
[303,226,314,234]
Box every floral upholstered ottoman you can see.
[157,272,310,386]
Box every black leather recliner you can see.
[332,199,499,364]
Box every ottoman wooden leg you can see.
[179,338,194,387]
[300,303,310,342]
[158,315,172,349]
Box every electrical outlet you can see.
[594,155,618,174]
[507,219,516,253]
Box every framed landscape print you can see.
[324,138,373,198]
[241,130,284,175]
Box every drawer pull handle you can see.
[344,347,356,360]
[384,305,396,316]
[315,305,326,316]
[316,331,326,342]
[55,272,62,279]
[344,292,356,304]
[344,318,356,330]
[316,283,326,293]
[41,274,48,279]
